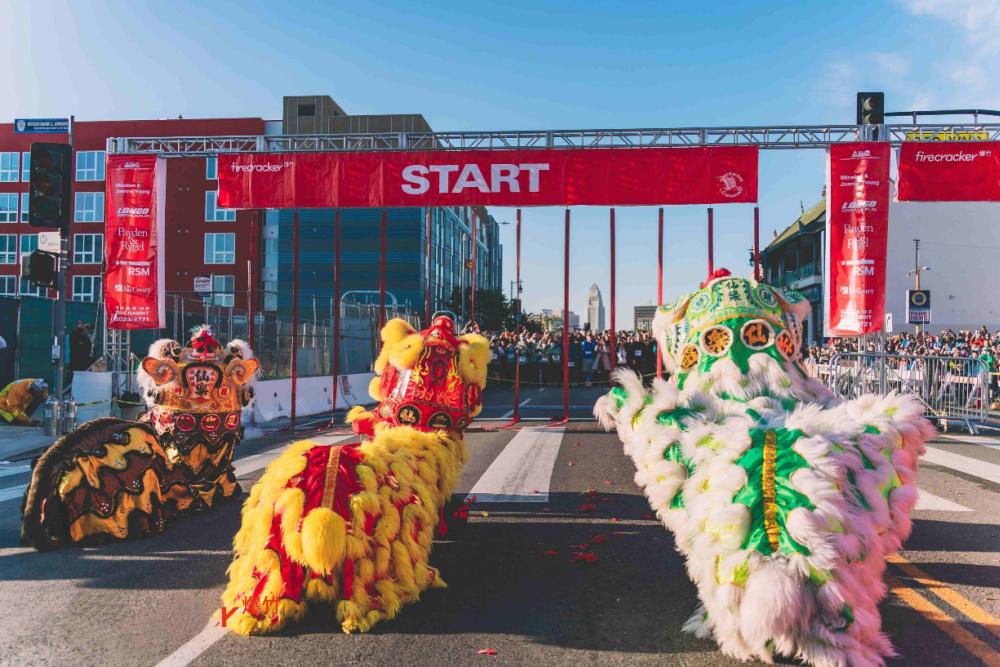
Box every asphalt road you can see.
[0,389,998,666]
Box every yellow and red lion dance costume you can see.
[20,326,259,549]
[220,315,489,635]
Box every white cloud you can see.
[900,0,1000,47]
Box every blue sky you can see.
[2,0,996,322]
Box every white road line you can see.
[0,483,25,503]
[0,464,30,478]
[467,427,564,502]
[922,446,1000,485]
[936,434,1000,449]
[500,397,532,419]
[154,620,228,667]
[915,489,973,512]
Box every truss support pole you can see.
[657,207,664,379]
[560,208,570,422]
[291,209,300,433]
[470,208,477,324]
[424,208,432,327]
[707,207,715,277]
[609,208,616,373]
[753,206,761,281]
[379,209,387,331]
[332,209,342,424]
[247,211,257,349]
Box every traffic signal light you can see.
[28,142,72,231]
[856,92,885,125]
[22,249,58,287]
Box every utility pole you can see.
[912,238,925,335]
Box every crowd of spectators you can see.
[806,327,1000,375]
[464,323,658,386]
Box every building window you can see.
[207,274,235,307]
[74,192,104,222]
[0,152,19,182]
[0,275,15,296]
[204,233,235,264]
[205,191,236,222]
[20,193,28,223]
[206,156,218,180]
[20,152,30,181]
[20,276,44,297]
[20,233,38,256]
[0,194,18,223]
[72,275,102,302]
[0,235,16,264]
[75,150,106,181]
[73,233,104,264]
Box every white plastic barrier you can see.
[252,373,375,422]
[71,371,114,422]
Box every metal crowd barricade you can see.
[826,353,990,433]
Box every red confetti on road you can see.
[541,550,560,557]
[478,648,498,656]
[542,507,551,512]
[578,503,597,512]
[583,488,597,497]
[571,551,600,564]
[591,534,607,545]
[569,543,588,550]
[610,517,619,523]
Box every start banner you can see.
[217,146,758,208]
[897,142,1000,201]
[104,155,166,329]
[824,143,891,336]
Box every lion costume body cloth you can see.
[595,271,935,667]
[221,316,489,636]
[20,327,259,550]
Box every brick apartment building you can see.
[0,97,503,322]
[0,117,265,308]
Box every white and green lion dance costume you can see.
[596,270,934,667]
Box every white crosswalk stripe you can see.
[922,445,1000,485]
[915,489,972,512]
[467,427,564,502]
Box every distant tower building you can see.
[586,284,606,331]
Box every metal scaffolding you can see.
[107,123,1000,156]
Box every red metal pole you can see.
[424,208,432,326]
[247,211,257,349]
[291,209,300,433]
[470,208,477,324]
[609,208,616,372]
[379,208,387,331]
[753,206,761,281]
[561,208,570,422]
[657,207,664,379]
[707,207,715,277]
[513,209,522,419]
[332,209,341,423]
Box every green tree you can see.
[446,288,516,330]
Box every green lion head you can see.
[653,270,810,387]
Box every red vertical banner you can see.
[824,143,891,336]
[104,155,165,329]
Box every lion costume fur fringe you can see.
[595,272,935,667]
[221,316,489,635]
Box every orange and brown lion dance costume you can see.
[20,326,259,550]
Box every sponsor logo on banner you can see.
[717,171,745,198]
[217,146,759,208]
[898,142,1000,201]
[824,143,890,336]
[104,155,165,329]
